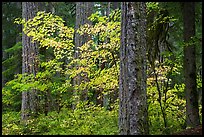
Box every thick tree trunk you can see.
[21,2,40,120]
[75,2,93,55]
[119,2,148,135]
[73,2,94,108]
[182,2,200,128]
[119,2,129,134]
[112,2,119,10]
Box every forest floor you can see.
[172,125,202,135]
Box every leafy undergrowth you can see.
[2,100,202,135]
[2,102,118,135]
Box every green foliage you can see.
[146,2,160,13]
[2,102,118,135]
[3,8,121,116]
[53,2,76,27]
[10,11,75,110]
[2,42,22,111]
[15,11,75,60]
[2,112,23,135]
[4,41,22,53]
[145,3,202,134]
[146,49,187,134]
[70,9,121,98]
[2,3,202,135]
[146,49,202,134]
[2,2,22,86]
[2,42,22,81]
[2,86,21,112]
[147,82,186,134]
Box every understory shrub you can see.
[2,101,118,135]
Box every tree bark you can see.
[182,2,200,128]
[106,2,111,16]
[112,2,119,10]
[73,2,94,108]
[119,2,149,135]
[75,2,93,54]
[119,2,129,134]
[21,2,40,120]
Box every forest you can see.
[2,2,202,135]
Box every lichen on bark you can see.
[119,2,149,135]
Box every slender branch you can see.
[154,68,167,129]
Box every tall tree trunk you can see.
[75,2,93,56]
[182,2,200,128]
[112,2,119,10]
[106,2,111,16]
[119,2,148,135]
[21,2,40,120]
[73,2,94,108]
